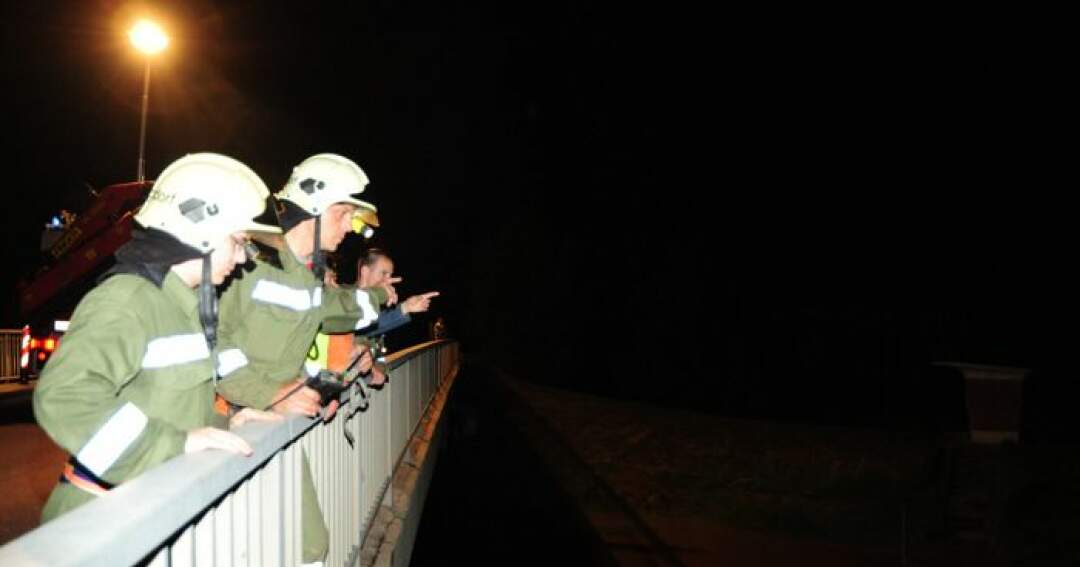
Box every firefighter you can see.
[214,153,393,565]
[33,153,283,521]
[306,210,388,382]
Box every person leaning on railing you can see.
[32,153,283,522]
[310,248,438,386]
[352,248,439,385]
[213,154,394,567]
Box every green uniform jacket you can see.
[33,272,223,520]
[215,246,385,409]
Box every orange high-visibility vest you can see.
[309,332,354,374]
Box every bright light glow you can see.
[54,320,70,332]
[129,20,169,55]
[38,352,47,361]
[29,339,39,350]
[44,338,57,351]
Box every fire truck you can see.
[12,181,152,382]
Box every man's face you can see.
[320,203,358,252]
[208,232,250,284]
[361,256,394,288]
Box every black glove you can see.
[305,371,349,406]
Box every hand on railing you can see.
[268,378,321,417]
[268,377,345,421]
[341,344,382,388]
[184,427,254,457]
[350,345,374,377]
[323,399,340,421]
[229,407,283,429]
[368,366,387,387]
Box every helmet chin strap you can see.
[198,254,218,351]
[311,215,326,282]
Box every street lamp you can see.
[128,19,168,182]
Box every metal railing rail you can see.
[0,339,459,567]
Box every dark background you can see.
[4,2,1071,431]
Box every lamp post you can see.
[128,20,168,182]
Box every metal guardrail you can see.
[1,329,22,380]
[0,339,459,566]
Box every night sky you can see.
[5,2,1072,429]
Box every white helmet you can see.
[134,153,281,252]
[276,153,375,215]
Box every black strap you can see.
[311,215,326,282]
[198,255,218,351]
[62,456,116,490]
